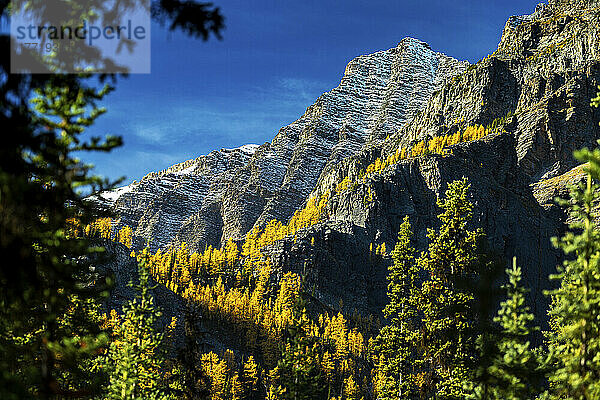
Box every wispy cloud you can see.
[276,77,329,102]
[130,124,168,143]
[126,76,330,146]
[85,75,333,181]
[127,103,285,146]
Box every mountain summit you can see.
[100,38,467,252]
[100,0,600,316]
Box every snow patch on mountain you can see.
[95,184,134,203]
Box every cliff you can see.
[98,0,600,318]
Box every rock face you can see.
[101,0,600,317]
[98,39,467,252]
[270,0,600,317]
[266,135,568,318]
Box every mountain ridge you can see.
[99,37,468,252]
[99,0,600,317]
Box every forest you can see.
[3,0,600,399]
[4,76,600,398]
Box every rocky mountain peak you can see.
[278,0,600,315]
[101,40,467,252]
[549,0,600,12]
[98,0,600,318]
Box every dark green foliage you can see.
[278,290,326,400]
[545,145,600,399]
[373,178,488,400]
[152,0,225,40]
[9,0,224,72]
[418,178,485,399]
[469,258,543,400]
[0,74,120,399]
[0,1,223,397]
[105,249,174,399]
[371,216,420,399]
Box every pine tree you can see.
[417,177,485,399]
[243,355,260,399]
[321,351,336,398]
[0,1,223,397]
[0,75,119,399]
[371,216,420,399]
[343,375,362,400]
[209,358,229,400]
[546,145,600,399]
[469,258,542,399]
[118,225,134,248]
[231,372,244,400]
[278,291,326,400]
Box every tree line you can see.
[75,128,600,399]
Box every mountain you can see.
[280,0,600,316]
[99,0,600,317]
[97,38,468,252]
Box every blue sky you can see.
[85,0,540,183]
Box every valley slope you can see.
[99,0,600,317]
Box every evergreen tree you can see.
[243,355,261,399]
[231,372,244,400]
[546,144,600,399]
[469,258,542,400]
[417,177,485,399]
[105,248,173,399]
[278,290,326,400]
[0,1,223,397]
[371,216,420,399]
[0,75,119,399]
[343,375,361,400]
[371,178,486,399]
